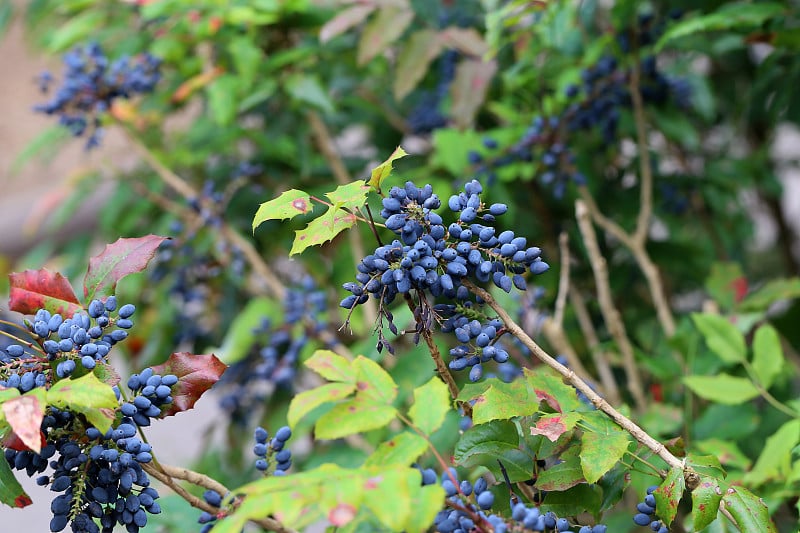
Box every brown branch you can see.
[575,200,646,411]
[461,278,685,474]
[629,55,654,247]
[553,232,570,327]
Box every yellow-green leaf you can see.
[252,189,312,232]
[752,324,784,389]
[47,373,118,433]
[408,377,450,435]
[683,374,760,405]
[287,383,356,428]
[580,427,630,483]
[364,432,428,467]
[353,355,397,405]
[315,401,396,440]
[305,349,355,382]
[368,146,408,192]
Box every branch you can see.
[460,279,686,474]
[629,54,654,247]
[575,199,646,411]
[553,232,570,327]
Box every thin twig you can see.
[460,278,687,477]
[629,54,654,247]
[569,288,621,405]
[576,199,646,411]
[553,232,570,327]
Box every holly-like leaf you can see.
[252,189,313,232]
[394,30,442,100]
[353,356,397,405]
[743,419,800,486]
[84,235,169,302]
[530,412,580,443]
[691,313,746,364]
[408,377,450,435]
[752,324,783,389]
[0,454,31,508]
[8,268,82,316]
[325,181,370,211]
[290,205,358,256]
[580,426,630,483]
[536,447,586,491]
[363,432,428,467]
[721,485,777,533]
[686,453,727,479]
[454,420,531,482]
[654,466,685,526]
[692,477,723,531]
[47,373,118,433]
[151,352,227,416]
[357,6,414,65]
[315,401,396,440]
[683,374,760,405]
[450,58,497,129]
[540,484,602,518]
[470,379,534,425]
[368,146,408,193]
[2,393,45,453]
[525,367,583,414]
[287,382,356,428]
[319,4,375,43]
[305,349,355,383]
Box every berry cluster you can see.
[197,489,226,533]
[407,49,457,134]
[122,368,178,427]
[253,425,293,476]
[633,486,669,533]
[35,42,161,149]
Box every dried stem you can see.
[461,278,686,474]
[576,199,646,411]
[629,56,654,247]
[553,232,570,327]
[569,288,621,405]
[306,111,378,326]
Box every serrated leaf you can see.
[364,432,428,467]
[253,190,312,231]
[2,393,45,453]
[357,6,414,65]
[530,412,580,443]
[656,2,786,51]
[47,373,118,433]
[525,367,583,414]
[471,379,534,424]
[394,30,442,100]
[691,313,746,364]
[454,420,531,482]
[315,401,396,440]
[325,181,370,212]
[450,58,496,129]
[722,485,777,533]
[151,352,227,416]
[743,419,800,486]
[305,349,355,383]
[368,146,408,192]
[683,374,760,405]
[287,383,356,428]
[540,484,601,517]
[8,268,82,316]
[692,477,723,531]
[353,356,397,405]
[654,467,685,526]
[536,448,586,491]
[0,454,31,508]
[290,205,358,256]
[320,5,375,43]
[739,277,800,311]
[752,324,783,389]
[686,453,727,479]
[580,427,630,483]
[84,235,168,301]
[408,377,450,435]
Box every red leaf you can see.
[534,388,563,414]
[8,269,82,316]
[530,415,567,442]
[2,396,45,454]
[1,429,46,452]
[84,235,169,301]
[151,352,227,416]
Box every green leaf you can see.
[695,439,752,471]
[536,447,586,491]
[683,374,760,405]
[364,432,428,467]
[357,6,415,65]
[287,383,356,428]
[207,74,241,125]
[691,313,746,364]
[290,204,359,256]
[325,181,370,212]
[353,356,397,405]
[368,146,408,192]
[692,477,723,531]
[686,453,727,479]
[404,484,446,531]
[408,377,450,435]
[744,419,800,486]
[454,420,531,482]
[540,484,601,518]
[739,277,800,311]
[228,37,263,89]
[654,467,685,526]
[656,3,786,51]
[305,350,355,383]
[47,373,118,433]
[705,262,745,311]
[469,379,534,424]
[394,30,442,100]
[252,189,313,231]
[525,367,583,414]
[216,297,274,364]
[529,412,581,443]
[580,426,630,483]
[0,454,31,508]
[752,324,784,389]
[315,401,396,440]
[721,485,777,533]
[285,73,334,114]
[46,11,106,51]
